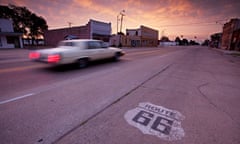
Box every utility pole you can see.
[68,22,72,28]
[117,15,119,34]
[117,10,125,47]
[67,22,72,34]
[117,10,125,34]
[119,10,125,34]
[161,29,166,37]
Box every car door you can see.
[87,41,106,60]
[100,42,115,58]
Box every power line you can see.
[159,19,227,27]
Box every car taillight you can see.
[47,54,61,63]
[29,52,40,59]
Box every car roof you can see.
[61,39,103,43]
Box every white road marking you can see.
[0,93,35,105]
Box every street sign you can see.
[124,102,185,141]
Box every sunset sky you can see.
[1,0,240,42]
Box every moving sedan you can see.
[29,39,125,68]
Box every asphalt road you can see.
[0,46,240,144]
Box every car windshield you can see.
[58,41,75,47]
[58,41,86,48]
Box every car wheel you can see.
[114,52,120,61]
[77,58,88,68]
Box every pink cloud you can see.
[0,0,239,41]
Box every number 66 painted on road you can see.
[124,102,185,141]
[132,110,173,135]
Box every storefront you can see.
[0,19,23,48]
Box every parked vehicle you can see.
[29,39,125,68]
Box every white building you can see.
[159,41,178,46]
[90,19,112,41]
[0,19,23,48]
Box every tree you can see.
[189,40,199,45]
[0,5,14,19]
[182,38,189,45]
[175,36,182,45]
[117,32,125,35]
[160,36,170,42]
[0,4,48,45]
[202,39,210,46]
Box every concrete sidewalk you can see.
[211,47,240,55]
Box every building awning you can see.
[92,33,111,37]
[0,32,23,36]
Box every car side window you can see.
[58,41,75,47]
[88,41,102,49]
[66,42,75,46]
[101,42,108,48]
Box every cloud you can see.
[73,0,117,17]
[0,0,239,41]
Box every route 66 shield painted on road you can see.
[124,102,185,141]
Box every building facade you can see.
[110,25,158,47]
[44,19,111,46]
[126,25,158,47]
[140,25,159,47]
[221,18,240,51]
[0,19,23,48]
[231,28,240,51]
[210,33,222,48]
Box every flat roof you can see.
[0,32,23,36]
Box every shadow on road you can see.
[41,59,125,73]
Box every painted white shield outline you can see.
[124,102,185,141]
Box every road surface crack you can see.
[197,83,240,128]
[53,64,172,143]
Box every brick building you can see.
[231,28,240,51]
[210,33,222,48]
[44,19,111,46]
[221,18,240,51]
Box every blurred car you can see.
[29,39,125,68]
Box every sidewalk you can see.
[211,47,240,55]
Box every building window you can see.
[6,36,15,44]
[0,38,2,46]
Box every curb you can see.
[211,48,240,56]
